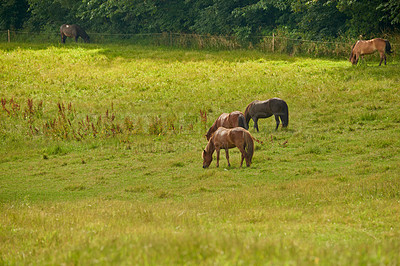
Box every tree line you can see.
[1,0,399,41]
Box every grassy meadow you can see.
[1,42,400,264]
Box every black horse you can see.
[244,98,289,131]
[60,24,90,43]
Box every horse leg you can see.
[245,153,250,167]
[379,52,384,66]
[352,54,358,65]
[225,149,230,167]
[216,148,220,167]
[280,115,287,128]
[252,117,259,132]
[237,147,246,167]
[61,34,66,44]
[355,53,360,65]
[274,115,280,130]
[237,146,249,167]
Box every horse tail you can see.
[281,101,289,127]
[244,132,254,164]
[238,113,248,130]
[385,40,393,54]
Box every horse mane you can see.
[205,120,218,140]
[244,101,255,124]
[204,135,215,153]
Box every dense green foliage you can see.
[1,0,399,39]
[0,43,400,264]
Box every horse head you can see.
[202,149,212,168]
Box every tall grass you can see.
[0,43,399,264]
[3,30,400,58]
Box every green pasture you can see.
[1,43,400,264]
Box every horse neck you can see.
[244,105,252,123]
[205,138,215,155]
[206,120,218,139]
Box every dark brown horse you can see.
[244,98,289,132]
[349,38,393,66]
[202,127,254,168]
[60,24,90,43]
[205,111,248,140]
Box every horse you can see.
[205,111,248,140]
[349,38,393,66]
[60,24,90,43]
[244,98,289,132]
[202,127,254,168]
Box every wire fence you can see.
[1,30,399,59]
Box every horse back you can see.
[372,38,386,51]
[249,100,271,116]
[216,111,243,128]
[216,113,230,127]
[228,111,246,128]
[60,24,89,42]
[60,24,76,37]
[227,127,250,147]
[268,98,287,113]
[354,38,388,55]
[244,100,261,116]
[229,127,254,159]
[60,24,67,34]
[213,127,237,149]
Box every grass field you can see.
[1,42,400,264]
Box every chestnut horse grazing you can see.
[244,98,289,132]
[349,38,393,66]
[202,127,254,168]
[205,111,248,140]
[60,24,90,43]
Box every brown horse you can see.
[60,24,90,43]
[202,127,254,168]
[244,98,289,132]
[349,38,393,66]
[205,111,248,140]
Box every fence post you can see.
[8,29,10,43]
[272,33,275,52]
